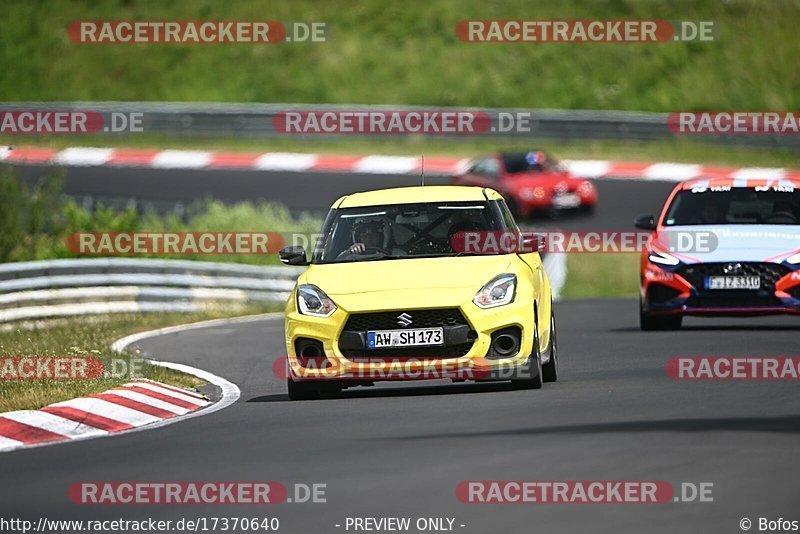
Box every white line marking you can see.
[562,160,610,178]
[254,152,318,171]
[354,155,419,174]
[731,167,785,180]
[643,163,702,182]
[53,147,114,166]
[151,150,212,169]
[0,435,25,451]
[0,314,282,454]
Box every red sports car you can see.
[453,151,597,219]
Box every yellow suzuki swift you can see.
[279,186,557,400]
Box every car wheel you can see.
[542,311,558,383]
[287,377,320,400]
[639,298,682,330]
[512,330,543,390]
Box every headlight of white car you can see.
[648,249,681,266]
[297,284,337,317]
[473,274,516,308]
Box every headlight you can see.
[473,274,516,308]
[297,284,337,317]
[786,252,800,264]
[648,249,681,266]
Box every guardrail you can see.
[2,102,795,149]
[0,258,302,323]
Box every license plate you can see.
[367,328,444,348]
[552,193,580,209]
[707,276,761,290]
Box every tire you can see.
[287,377,320,400]
[639,299,683,330]
[512,330,543,390]
[542,312,558,383]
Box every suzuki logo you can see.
[396,313,413,327]
[723,263,743,274]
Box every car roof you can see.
[677,177,800,190]
[334,186,503,208]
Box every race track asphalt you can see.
[9,163,676,229]
[2,163,798,533]
[1,301,798,534]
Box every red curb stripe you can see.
[122,385,204,410]
[697,165,739,179]
[207,151,262,168]
[5,147,58,164]
[412,156,463,173]
[311,155,367,171]
[41,406,133,432]
[131,380,207,400]
[605,162,651,177]
[107,148,160,166]
[93,393,176,419]
[0,416,66,444]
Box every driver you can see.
[346,219,387,254]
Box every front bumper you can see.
[641,260,800,316]
[285,294,537,382]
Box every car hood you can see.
[507,172,577,189]
[302,254,515,296]
[655,225,800,263]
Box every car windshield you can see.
[502,151,561,174]
[312,200,515,264]
[663,186,800,226]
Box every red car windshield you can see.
[502,152,562,174]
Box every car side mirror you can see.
[279,246,309,266]
[634,214,657,230]
[521,232,546,253]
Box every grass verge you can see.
[562,253,640,299]
[1,0,797,112]
[0,305,280,412]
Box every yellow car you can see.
[279,185,557,400]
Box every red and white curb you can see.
[0,379,210,452]
[2,145,798,182]
[0,315,272,453]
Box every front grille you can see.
[346,344,473,360]
[342,308,468,331]
[687,295,784,308]
[677,262,790,290]
[339,308,472,359]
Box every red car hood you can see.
[506,171,580,191]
